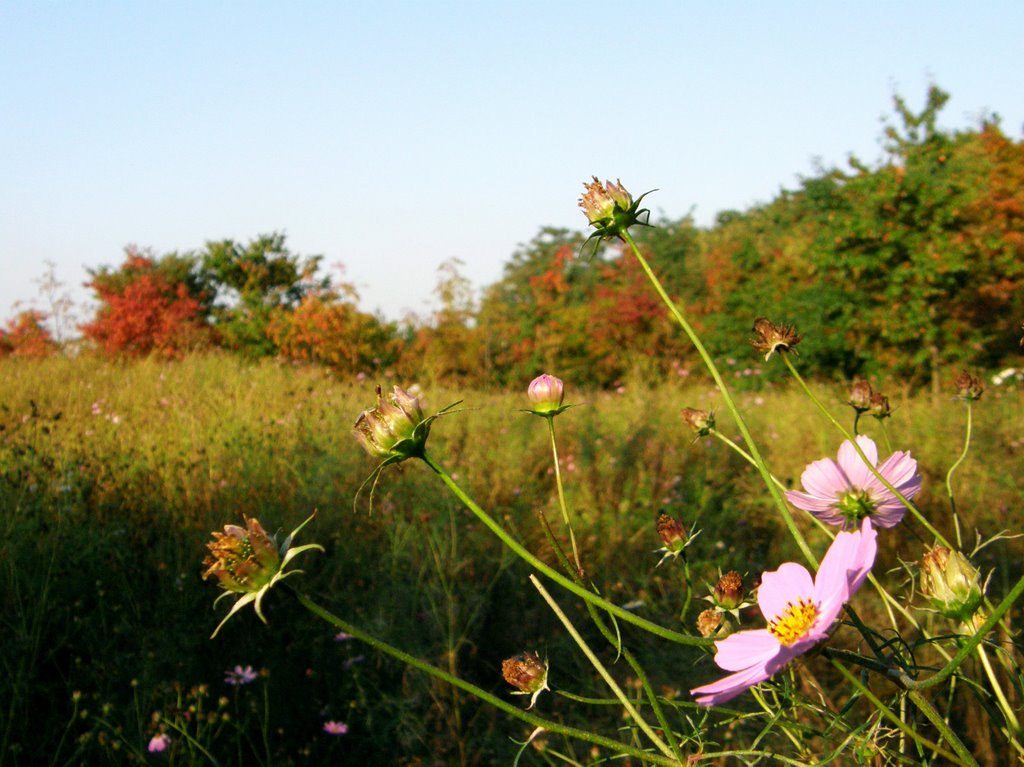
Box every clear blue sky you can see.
[2,2,1022,326]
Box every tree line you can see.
[4,86,1022,390]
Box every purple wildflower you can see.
[690,519,877,706]
[224,664,258,686]
[147,733,171,753]
[323,720,349,735]
[785,435,921,528]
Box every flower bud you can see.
[712,571,745,611]
[847,380,874,413]
[953,371,984,401]
[680,407,714,437]
[919,545,984,622]
[502,652,549,709]
[203,517,280,594]
[527,374,565,415]
[750,317,802,361]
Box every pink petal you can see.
[845,518,877,594]
[877,450,919,490]
[813,531,856,624]
[785,489,841,513]
[691,662,774,706]
[758,563,814,623]
[869,504,907,527]
[712,629,780,671]
[837,436,878,490]
[800,458,850,499]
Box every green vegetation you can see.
[1,355,1021,764]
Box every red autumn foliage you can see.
[0,310,57,358]
[80,254,209,357]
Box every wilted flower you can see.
[203,514,323,638]
[691,519,877,706]
[919,545,984,622]
[953,371,984,401]
[148,733,170,753]
[578,177,653,244]
[224,664,258,686]
[785,435,921,528]
[711,572,745,611]
[680,407,714,437]
[526,374,567,416]
[696,609,731,639]
[868,392,892,420]
[750,318,802,361]
[353,385,430,460]
[654,512,695,566]
[502,652,549,709]
[847,380,874,413]
[323,720,349,735]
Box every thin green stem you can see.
[899,572,1024,690]
[975,641,1021,735]
[529,576,677,761]
[547,417,582,577]
[287,588,684,766]
[829,660,974,766]
[621,230,817,568]
[420,451,709,648]
[945,401,972,549]
[782,355,951,548]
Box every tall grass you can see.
[1,355,1021,764]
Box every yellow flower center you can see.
[768,598,818,645]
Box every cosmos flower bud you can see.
[847,380,874,413]
[502,652,549,709]
[527,374,565,415]
[953,371,984,401]
[578,177,653,243]
[354,385,430,461]
[750,317,802,361]
[680,407,714,437]
[696,609,731,639]
[920,545,984,623]
[712,572,745,611]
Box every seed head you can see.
[847,380,874,413]
[697,609,731,638]
[501,652,549,709]
[712,571,745,611]
[868,391,892,420]
[953,371,984,401]
[354,385,430,461]
[750,317,801,361]
[919,545,984,623]
[578,177,653,245]
[680,407,714,437]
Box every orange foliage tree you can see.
[0,310,57,358]
[80,249,211,357]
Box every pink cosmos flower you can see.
[147,733,171,753]
[690,519,877,706]
[224,664,258,686]
[785,435,921,528]
[323,720,349,735]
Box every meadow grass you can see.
[1,355,1021,765]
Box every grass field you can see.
[2,355,1022,765]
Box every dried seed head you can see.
[750,317,802,361]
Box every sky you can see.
[2,2,1022,328]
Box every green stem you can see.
[782,355,951,548]
[529,576,677,761]
[975,640,1021,735]
[945,401,972,549]
[899,572,1024,690]
[288,587,684,766]
[621,230,817,568]
[829,660,974,766]
[547,417,582,576]
[419,451,709,648]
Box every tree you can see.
[80,248,211,357]
[0,310,57,358]
[201,233,327,357]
